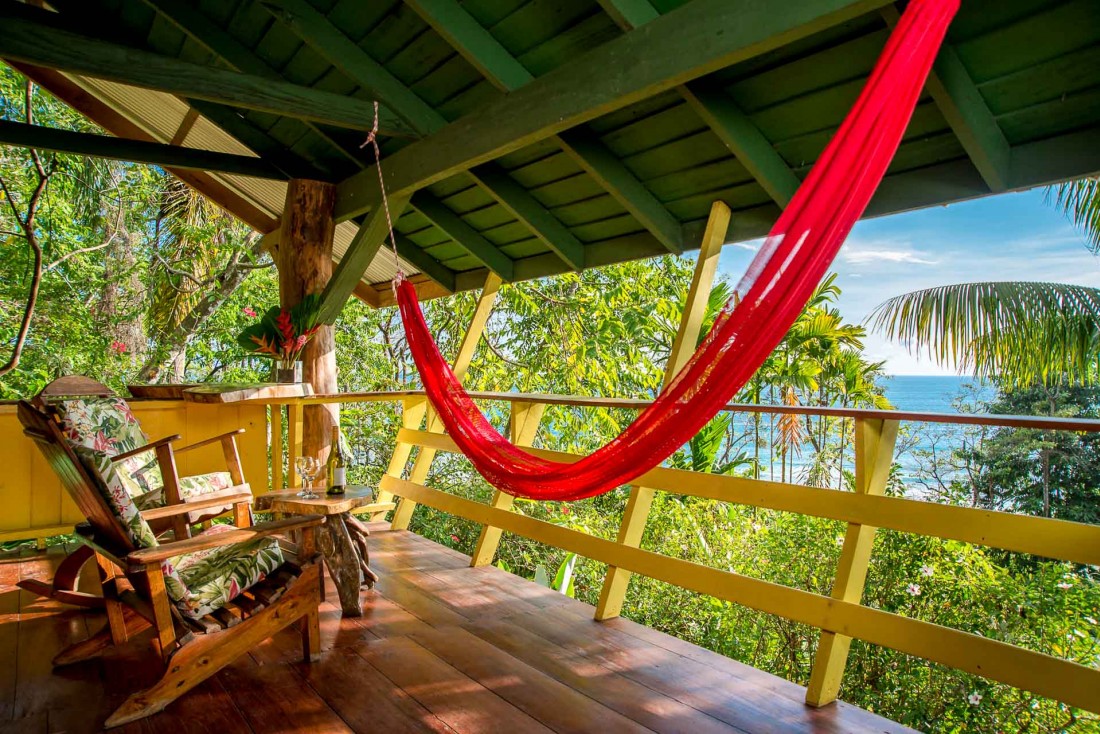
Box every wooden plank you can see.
[468,165,585,270]
[0,9,416,137]
[352,636,556,733]
[411,192,516,280]
[0,120,285,180]
[880,5,1008,192]
[335,0,888,219]
[595,0,659,29]
[318,194,411,324]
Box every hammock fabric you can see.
[397,0,960,501]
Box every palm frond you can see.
[1049,177,1100,252]
[869,282,1100,387]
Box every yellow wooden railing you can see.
[264,389,1100,714]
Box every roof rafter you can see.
[600,0,801,207]
[319,194,412,324]
[406,0,683,254]
[335,0,883,220]
[0,6,417,137]
[392,233,457,293]
[0,119,286,180]
[410,192,516,281]
[261,0,583,276]
[881,5,1009,193]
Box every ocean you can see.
[879,375,993,413]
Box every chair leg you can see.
[96,553,130,646]
[302,608,321,663]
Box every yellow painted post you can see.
[595,200,731,620]
[470,400,546,566]
[805,416,899,706]
[390,273,503,530]
[370,395,429,520]
[270,405,284,491]
[287,402,304,488]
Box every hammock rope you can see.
[390,0,960,501]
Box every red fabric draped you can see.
[398,0,960,501]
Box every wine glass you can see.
[295,456,321,499]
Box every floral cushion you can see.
[55,397,166,499]
[131,471,237,513]
[71,445,160,549]
[163,525,283,619]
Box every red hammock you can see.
[397,0,959,501]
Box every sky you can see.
[713,187,1100,376]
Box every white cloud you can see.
[841,247,938,265]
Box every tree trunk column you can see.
[277,179,338,463]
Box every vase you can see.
[273,361,303,384]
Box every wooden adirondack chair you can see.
[17,392,324,728]
[17,376,257,608]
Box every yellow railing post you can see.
[805,416,899,707]
[390,272,502,530]
[470,400,546,566]
[372,395,429,520]
[594,200,730,620]
[270,404,284,491]
[287,401,304,488]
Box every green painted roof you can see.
[6,0,1100,305]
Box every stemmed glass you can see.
[295,456,322,499]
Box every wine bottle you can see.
[326,425,347,494]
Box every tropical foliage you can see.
[236,293,323,367]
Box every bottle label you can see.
[332,468,346,487]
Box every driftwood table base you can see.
[256,486,394,617]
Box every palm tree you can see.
[870,177,1100,388]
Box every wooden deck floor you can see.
[0,524,913,734]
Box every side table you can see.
[256,485,395,616]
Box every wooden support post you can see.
[270,405,284,491]
[594,200,730,621]
[805,416,899,706]
[277,180,339,466]
[470,400,546,566]
[390,273,502,530]
[287,402,303,488]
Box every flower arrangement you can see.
[236,294,323,372]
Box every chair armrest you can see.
[127,515,324,567]
[111,434,181,461]
[139,491,253,521]
[175,428,245,454]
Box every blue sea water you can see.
[880,375,994,413]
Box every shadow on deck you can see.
[0,525,913,733]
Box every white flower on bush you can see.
[1085,616,1098,625]
[968,692,982,706]
[1057,581,1073,590]
[906,583,921,596]
[920,565,934,577]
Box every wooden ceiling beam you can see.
[407,0,682,254]
[336,0,886,220]
[319,195,411,323]
[410,192,515,281]
[0,4,417,137]
[468,165,586,271]
[0,119,286,179]
[392,233,457,293]
[600,0,801,208]
[881,5,1009,193]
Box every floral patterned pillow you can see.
[55,397,166,502]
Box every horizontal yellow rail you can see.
[382,473,1100,713]
[400,427,1100,566]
